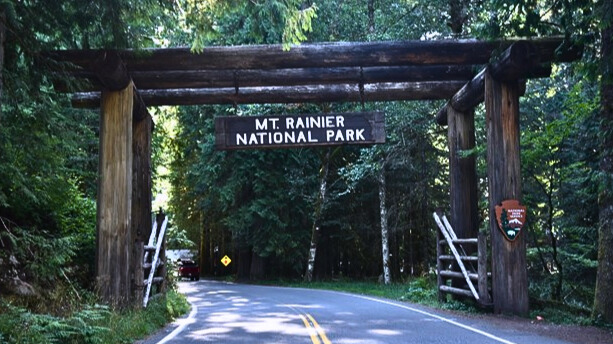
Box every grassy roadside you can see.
[279,276,479,312]
[0,290,190,344]
[268,275,610,328]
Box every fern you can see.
[0,302,111,344]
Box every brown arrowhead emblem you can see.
[495,200,526,241]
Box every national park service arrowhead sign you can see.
[495,200,526,241]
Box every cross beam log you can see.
[436,46,553,126]
[54,65,476,92]
[72,81,467,108]
[48,37,579,72]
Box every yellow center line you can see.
[306,314,332,344]
[299,314,321,344]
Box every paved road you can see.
[140,280,574,344]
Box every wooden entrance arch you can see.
[49,38,580,313]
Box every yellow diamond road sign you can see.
[221,255,232,267]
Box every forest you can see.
[0,0,612,341]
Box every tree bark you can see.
[237,247,252,281]
[447,0,468,35]
[367,0,375,33]
[594,16,613,323]
[96,81,134,308]
[378,166,391,285]
[250,252,265,280]
[0,10,5,122]
[304,149,331,282]
[200,216,211,276]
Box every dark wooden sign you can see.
[495,199,526,241]
[215,112,385,150]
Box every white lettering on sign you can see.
[286,115,345,130]
[325,129,365,142]
[236,131,321,146]
[224,113,380,148]
[256,118,280,130]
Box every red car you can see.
[177,259,200,281]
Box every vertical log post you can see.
[436,223,445,302]
[477,232,491,304]
[447,106,478,240]
[485,70,528,315]
[131,106,153,307]
[96,81,134,307]
[447,106,479,290]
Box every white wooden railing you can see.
[143,216,168,307]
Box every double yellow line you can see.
[299,313,332,344]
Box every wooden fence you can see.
[434,212,491,306]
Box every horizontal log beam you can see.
[48,37,579,72]
[439,285,475,298]
[54,65,477,92]
[439,254,479,261]
[438,238,479,245]
[72,81,466,108]
[439,270,479,281]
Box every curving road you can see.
[139,280,575,344]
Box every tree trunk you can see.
[237,247,252,281]
[200,218,211,276]
[378,166,391,285]
[367,0,375,34]
[0,10,5,122]
[594,16,613,323]
[447,0,468,35]
[250,252,265,280]
[304,148,331,282]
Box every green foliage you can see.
[282,3,318,50]
[521,69,600,307]
[0,290,189,344]
[0,218,75,285]
[473,0,599,39]
[0,302,110,344]
[166,225,196,250]
[181,0,318,50]
[400,277,438,304]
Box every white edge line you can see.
[348,294,516,344]
[156,298,198,344]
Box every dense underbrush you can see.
[0,290,189,344]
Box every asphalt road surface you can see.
[139,280,576,344]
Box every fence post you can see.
[477,232,491,304]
